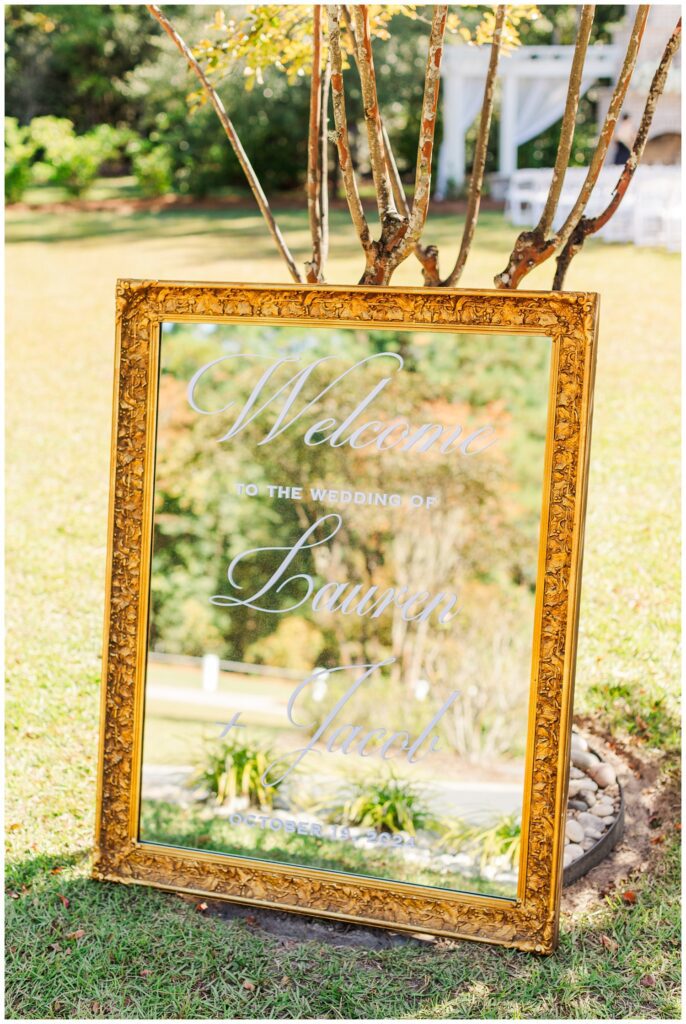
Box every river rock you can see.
[571,732,588,752]
[571,749,601,771]
[564,843,583,865]
[569,766,585,779]
[568,799,588,811]
[591,800,614,817]
[578,811,606,832]
[569,777,596,797]
[565,818,584,844]
[582,837,594,851]
[588,762,616,788]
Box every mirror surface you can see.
[139,321,552,899]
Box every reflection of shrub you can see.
[428,584,532,762]
[245,617,325,673]
[298,666,398,740]
[440,812,521,869]
[315,773,433,835]
[194,738,280,810]
[151,591,225,657]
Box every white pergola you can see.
[435,43,621,198]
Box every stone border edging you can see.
[563,743,625,886]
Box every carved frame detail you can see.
[94,280,599,954]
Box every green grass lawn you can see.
[6,202,680,1018]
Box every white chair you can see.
[664,203,682,252]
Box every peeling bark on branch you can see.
[382,124,442,285]
[319,57,331,274]
[146,4,302,283]
[495,5,649,290]
[305,5,325,282]
[342,1,440,283]
[352,4,405,248]
[537,5,595,238]
[554,17,682,290]
[443,5,504,288]
[388,5,448,276]
[155,2,675,296]
[327,5,373,270]
[335,5,446,286]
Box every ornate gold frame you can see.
[94,280,599,953]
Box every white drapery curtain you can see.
[435,76,486,196]
[435,68,597,195]
[456,77,486,137]
[513,75,596,146]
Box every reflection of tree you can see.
[151,323,547,758]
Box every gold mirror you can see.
[95,281,598,953]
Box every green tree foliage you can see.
[5,4,165,129]
[4,5,629,199]
[29,116,131,195]
[4,117,36,202]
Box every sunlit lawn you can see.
[5,200,680,1018]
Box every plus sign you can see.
[214,712,245,738]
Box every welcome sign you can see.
[95,281,598,952]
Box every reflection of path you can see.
[141,765,522,822]
[147,685,287,714]
[429,779,522,819]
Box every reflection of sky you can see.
[163,321,329,358]
[162,321,217,336]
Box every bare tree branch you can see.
[554,16,682,289]
[352,5,406,250]
[319,55,331,273]
[443,4,505,288]
[341,2,440,282]
[536,5,595,238]
[389,4,448,273]
[382,122,410,219]
[305,5,324,282]
[327,5,373,264]
[555,6,649,248]
[342,3,407,221]
[382,123,442,285]
[495,4,649,289]
[404,5,448,245]
[146,3,302,283]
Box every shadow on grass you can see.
[5,207,348,247]
[6,847,92,890]
[4,837,681,1020]
[4,206,514,254]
